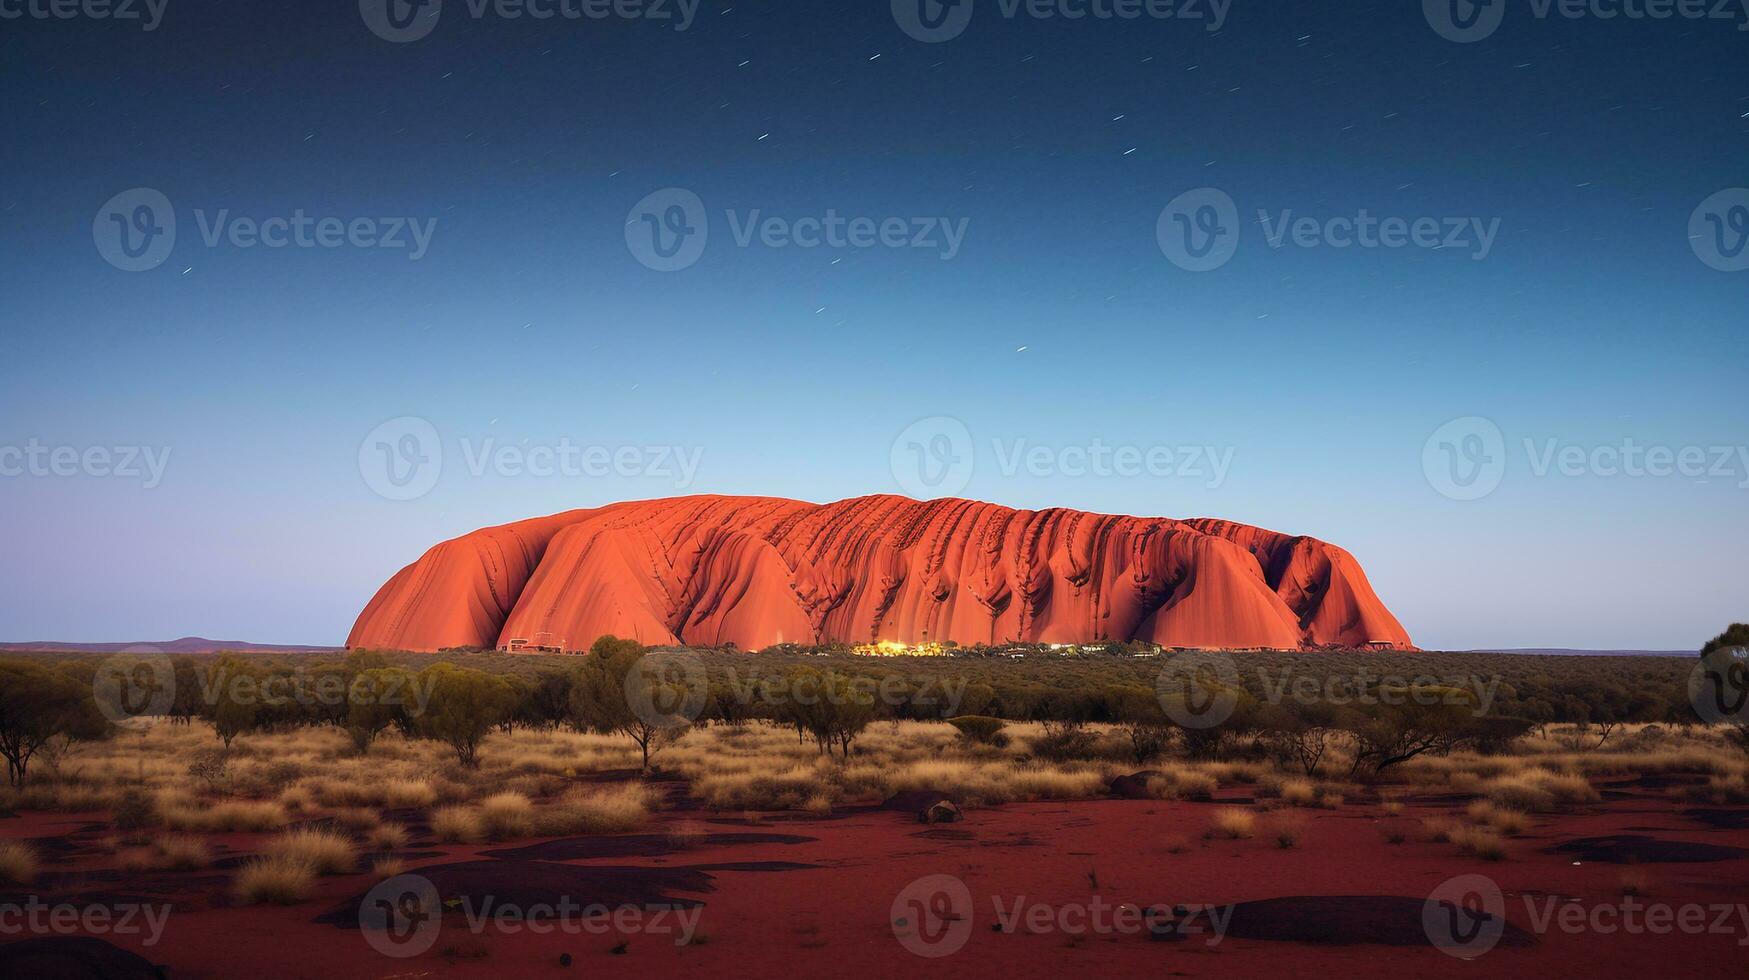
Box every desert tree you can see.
[344,667,417,753]
[1105,683,1172,764]
[0,660,110,788]
[569,639,700,771]
[1256,699,1341,777]
[413,663,516,767]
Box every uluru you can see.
[347,494,1412,652]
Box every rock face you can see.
[346,494,1412,653]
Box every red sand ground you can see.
[5,778,1748,979]
[346,494,1413,653]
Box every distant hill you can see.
[0,636,341,654]
[1469,648,1695,658]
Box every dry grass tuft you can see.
[536,785,651,836]
[1465,801,1531,835]
[1447,824,1508,861]
[1208,807,1256,839]
[1481,770,1598,811]
[1276,779,1317,806]
[162,800,289,833]
[477,792,536,840]
[154,835,214,870]
[431,805,485,843]
[366,822,410,852]
[234,856,315,905]
[262,828,355,875]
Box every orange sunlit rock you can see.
[346,495,1413,653]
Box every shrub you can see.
[1143,769,1217,801]
[1029,722,1098,762]
[478,792,536,840]
[1448,824,1507,861]
[372,856,406,879]
[1483,771,1598,811]
[1208,807,1256,839]
[1465,801,1530,835]
[154,835,213,870]
[431,805,485,843]
[113,788,157,831]
[366,822,410,851]
[235,856,315,905]
[262,828,355,875]
[535,785,651,835]
[381,778,439,809]
[1272,814,1304,849]
[946,716,1007,746]
[163,800,288,833]
[1276,779,1317,806]
[0,840,39,884]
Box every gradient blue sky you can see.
[2,0,1744,649]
